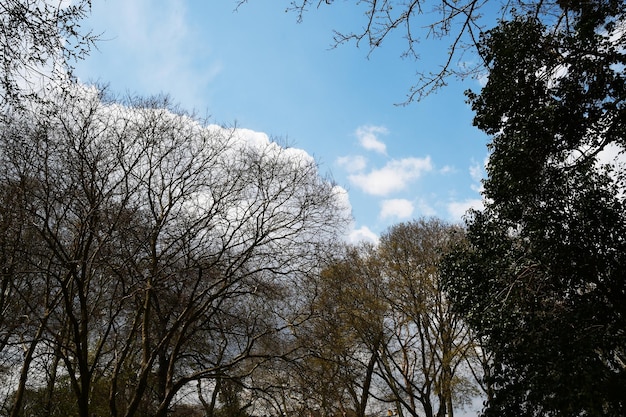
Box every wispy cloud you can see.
[439,165,455,174]
[336,155,368,173]
[356,125,388,154]
[444,158,487,221]
[348,157,433,196]
[85,0,221,109]
[415,198,437,217]
[469,158,487,193]
[380,199,414,220]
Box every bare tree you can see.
[0,0,96,111]
[0,85,350,417]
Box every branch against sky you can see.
[0,0,96,109]
[237,0,589,102]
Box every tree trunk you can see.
[9,321,46,417]
[357,345,379,417]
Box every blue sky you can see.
[74,0,490,243]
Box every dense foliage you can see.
[443,1,626,416]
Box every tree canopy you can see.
[442,1,626,415]
[0,84,350,417]
[287,219,483,417]
[3,0,626,416]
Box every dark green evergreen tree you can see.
[442,2,626,416]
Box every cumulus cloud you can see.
[380,199,414,220]
[348,157,433,196]
[347,225,380,245]
[336,155,368,173]
[448,199,484,221]
[356,125,388,154]
[331,185,353,220]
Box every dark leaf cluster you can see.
[443,1,626,416]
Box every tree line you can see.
[0,84,352,416]
[0,84,483,416]
[2,0,625,416]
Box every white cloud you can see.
[440,165,455,174]
[336,155,368,173]
[447,198,484,221]
[596,143,626,199]
[380,199,414,220]
[416,198,437,217]
[597,142,626,166]
[478,72,489,87]
[348,157,433,196]
[469,161,483,182]
[469,158,487,193]
[347,225,380,245]
[233,127,272,148]
[441,158,488,222]
[356,125,388,154]
[330,185,353,220]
